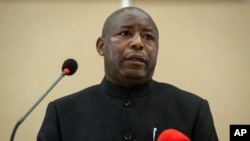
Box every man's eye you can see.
[143,34,154,40]
[120,31,131,36]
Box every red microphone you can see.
[157,129,190,141]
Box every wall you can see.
[1,0,249,140]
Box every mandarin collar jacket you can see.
[38,78,218,141]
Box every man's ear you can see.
[96,37,105,56]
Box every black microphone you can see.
[62,58,78,75]
[10,58,78,141]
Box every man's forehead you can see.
[114,9,156,28]
[102,7,158,37]
[116,8,148,17]
[113,8,151,23]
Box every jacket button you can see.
[123,132,133,140]
[123,99,132,107]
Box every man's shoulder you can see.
[152,80,204,103]
[53,84,101,104]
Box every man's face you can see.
[97,9,159,86]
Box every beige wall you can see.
[1,0,250,140]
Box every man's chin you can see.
[121,70,147,80]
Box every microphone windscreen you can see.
[157,129,190,141]
[62,58,78,75]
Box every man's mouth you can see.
[125,54,146,63]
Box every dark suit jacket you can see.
[37,78,218,141]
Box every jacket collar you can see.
[100,77,154,98]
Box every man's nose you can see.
[130,33,144,50]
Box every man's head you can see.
[96,7,159,88]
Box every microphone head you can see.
[62,58,78,75]
[157,129,190,141]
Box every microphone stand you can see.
[10,71,66,141]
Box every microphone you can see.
[62,58,78,75]
[10,58,78,141]
[157,129,190,141]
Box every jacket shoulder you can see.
[55,84,100,102]
[152,80,205,105]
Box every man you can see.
[38,7,218,141]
